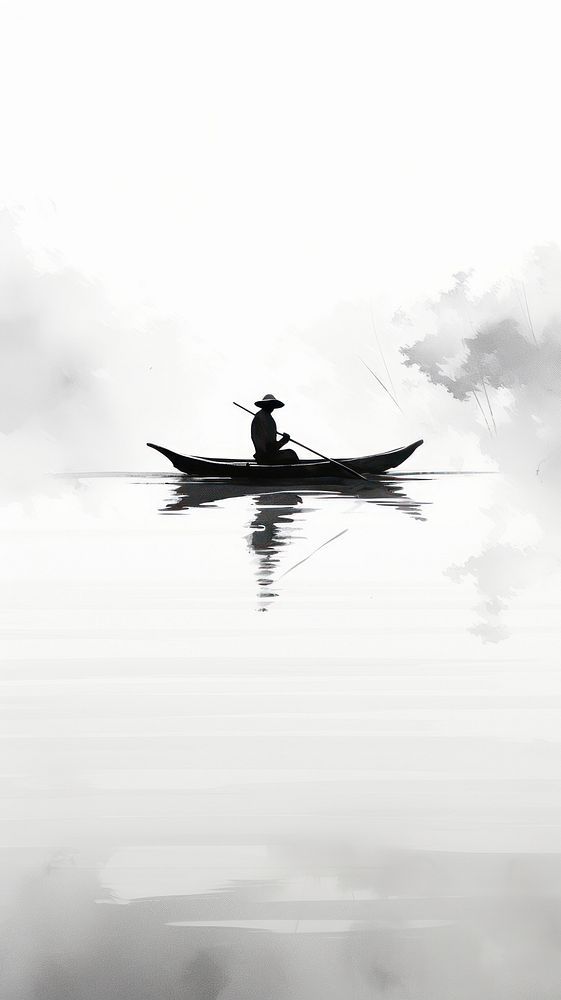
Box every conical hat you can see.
[254,393,285,409]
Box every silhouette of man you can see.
[251,394,299,464]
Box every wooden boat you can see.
[146,439,423,480]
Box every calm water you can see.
[2,471,561,999]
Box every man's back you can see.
[251,410,277,458]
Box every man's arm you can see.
[275,432,291,451]
[252,413,290,455]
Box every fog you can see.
[401,245,561,480]
[2,1,561,996]
[5,852,561,999]
[401,246,561,639]
[5,212,558,487]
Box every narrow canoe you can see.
[146,439,423,480]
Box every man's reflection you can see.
[248,493,305,610]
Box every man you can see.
[251,394,299,464]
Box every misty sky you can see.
[1,0,561,471]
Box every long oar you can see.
[233,402,369,481]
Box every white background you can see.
[1,0,561,470]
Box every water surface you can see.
[2,471,561,999]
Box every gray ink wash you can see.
[399,245,561,639]
[2,242,561,998]
[0,212,206,495]
[2,469,561,999]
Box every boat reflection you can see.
[160,477,427,609]
[160,476,426,516]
